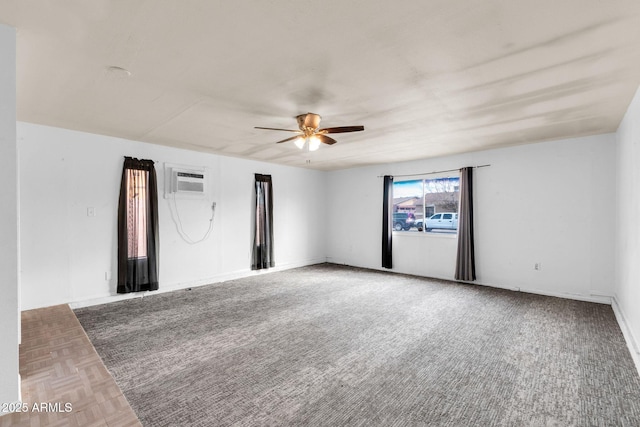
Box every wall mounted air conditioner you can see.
[164,164,207,199]
[173,169,205,194]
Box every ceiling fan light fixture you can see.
[308,135,321,151]
[294,136,306,149]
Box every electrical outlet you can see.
[534,262,541,271]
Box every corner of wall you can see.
[611,295,640,377]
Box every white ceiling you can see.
[2,1,640,171]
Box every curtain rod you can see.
[377,164,490,178]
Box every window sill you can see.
[393,231,457,239]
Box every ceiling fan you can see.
[255,113,364,151]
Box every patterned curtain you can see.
[117,157,159,293]
[252,174,274,270]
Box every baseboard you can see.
[68,257,327,309]
[328,260,613,305]
[611,296,640,377]
[505,286,612,305]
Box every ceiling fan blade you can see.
[317,134,337,145]
[318,125,365,134]
[255,127,301,133]
[275,135,302,144]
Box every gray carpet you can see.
[75,264,640,426]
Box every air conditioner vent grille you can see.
[177,180,204,192]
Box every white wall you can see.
[0,24,20,410]
[18,122,327,310]
[326,134,616,302]
[615,86,640,368]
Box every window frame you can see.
[392,172,461,237]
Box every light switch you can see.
[87,207,96,217]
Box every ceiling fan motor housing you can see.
[297,113,322,132]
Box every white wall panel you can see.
[18,123,326,309]
[326,134,616,302]
[615,85,640,369]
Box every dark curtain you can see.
[252,174,274,270]
[117,157,159,293]
[382,175,393,269]
[455,167,476,281]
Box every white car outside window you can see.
[425,213,458,231]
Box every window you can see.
[252,174,274,270]
[126,169,148,258]
[392,175,460,233]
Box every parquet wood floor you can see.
[0,305,140,427]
